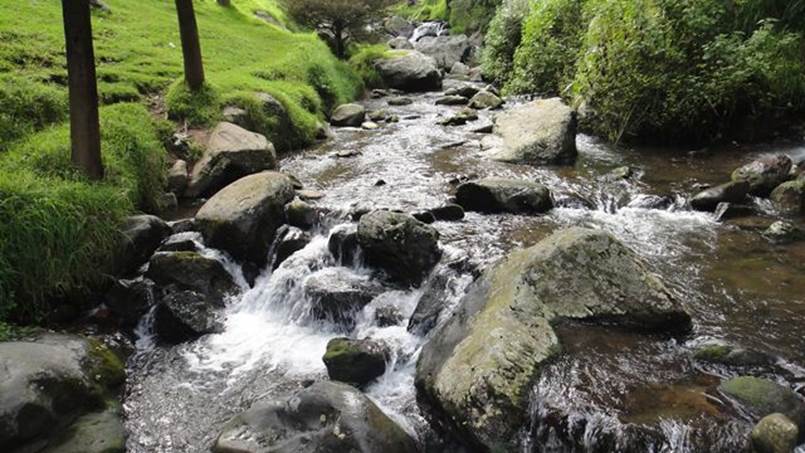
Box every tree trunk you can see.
[62,0,103,180]
[334,23,345,59]
[175,0,205,91]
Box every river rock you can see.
[196,171,295,267]
[185,122,277,198]
[0,334,125,450]
[450,61,470,77]
[455,178,553,214]
[323,337,388,387]
[408,271,451,335]
[357,210,442,286]
[439,107,478,126]
[375,305,403,327]
[213,381,418,453]
[388,36,413,50]
[414,35,471,70]
[491,98,577,166]
[330,103,366,127]
[429,203,465,221]
[763,220,804,244]
[388,96,414,106]
[167,159,188,195]
[690,181,750,212]
[42,404,126,453]
[273,226,312,269]
[731,155,793,196]
[416,228,692,451]
[751,413,800,453]
[105,278,155,327]
[435,95,469,106]
[118,215,172,275]
[718,376,805,427]
[444,82,480,99]
[284,198,317,229]
[328,225,360,267]
[154,288,223,343]
[304,267,384,325]
[468,90,503,110]
[158,238,200,253]
[770,179,805,215]
[384,15,414,38]
[146,252,237,306]
[693,341,775,367]
[375,51,442,92]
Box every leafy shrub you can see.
[480,0,531,86]
[448,0,503,34]
[0,77,67,151]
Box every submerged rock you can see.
[770,179,805,215]
[731,155,793,196]
[185,122,277,198]
[455,178,553,214]
[375,51,442,92]
[751,413,799,453]
[416,228,691,451]
[438,107,478,126]
[690,180,750,212]
[718,376,805,427]
[196,171,295,267]
[330,103,366,127]
[357,210,442,286]
[323,337,388,387]
[693,341,775,367]
[213,381,417,453]
[490,98,577,166]
[118,215,172,275]
[304,267,384,325]
[387,96,414,106]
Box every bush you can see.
[448,0,502,34]
[0,76,67,151]
[0,103,167,319]
[480,0,531,86]
[506,0,589,96]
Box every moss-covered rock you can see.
[719,376,805,428]
[770,179,805,216]
[751,413,800,453]
[323,338,388,387]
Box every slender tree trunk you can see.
[175,0,205,90]
[334,23,345,59]
[62,0,103,180]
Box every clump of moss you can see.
[87,338,126,390]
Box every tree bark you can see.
[334,23,345,59]
[175,0,205,91]
[62,0,103,180]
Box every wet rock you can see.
[471,123,494,134]
[388,96,414,106]
[384,15,414,38]
[718,376,805,427]
[185,122,278,198]
[554,195,596,210]
[439,107,478,126]
[196,171,295,267]
[273,226,312,269]
[607,166,634,180]
[371,88,388,98]
[408,272,451,335]
[167,131,192,159]
[146,252,237,306]
[770,179,805,215]
[375,305,403,327]
[328,225,360,267]
[435,95,469,106]
[357,210,442,286]
[368,110,388,122]
[158,238,200,253]
[690,180,750,212]
[714,202,755,221]
[450,61,470,77]
[731,155,793,196]
[388,36,413,50]
[763,221,804,244]
[105,278,154,327]
[468,90,503,110]
[154,289,223,343]
[118,215,172,275]
[375,51,442,92]
[361,121,380,130]
[167,159,188,195]
[456,178,553,214]
[303,267,384,325]
[693,342,775,367]
[626,194,674,210]
[444,83,480,99]
[42,405,125,453]
[413,211,437,224]
[751,413,799,453]
[414,35,471,70]
[0,334,125,450]
[296,189,324,201]
[330,103,366,127]
[429,203,465,221]
[491,98,577,166]
[213,381,417,453]
[323,338,388,387]
[285,198,317,230]
[333,149,362,158]
[416,228,692,451]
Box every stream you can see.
[124,84,805,452]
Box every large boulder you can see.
[185,122,277,198]
[770,179,805,215]
[751,413,800,453]
[414,35,471,71]
[105,278,155,327]
[146,252,237,306]
[153,289,224,344]
[303,267,384,326]
[490,98,578,166]
[0,334,125,451]
[690,181,750,212]
[718,377,805,428]
[118,215,172,275]
[357,210,442,286]
[330,104,366,127]
[323,338,388,387]
[196,171,295,267]
[42,405,125,453]
[731,155,793,196]
[416,228,692,451]
[375,51,442,92]
[213,381,417,453]
[455,178,553,214]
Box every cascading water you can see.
[124,86,805,452]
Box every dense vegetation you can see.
[0,0,364,326]
[397,0,501,33]
[483,0,805,143]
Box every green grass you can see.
[0,76,67,152]
[395,0,449,22]
[0,103,166,320]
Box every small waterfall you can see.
[410,21,449,42]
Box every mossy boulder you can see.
[323,338,388,387]
[770,179,805,215]
[751,413,800,453]
[416,228,691,451]
[718,377,805,428]
[693,342,775,368]
[731,155,793,197]
[213,381,417,453]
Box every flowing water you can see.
[124,84,805,452]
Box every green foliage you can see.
[349,44,393,89]
[396,0,449,21]
[448,0,502,34]
[0,77,67,151]
[0,104,166,319]
[480,0,531,86]
[506,0,588,96]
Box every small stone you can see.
[468,90,503,110]
[471,123,494,134]
[368,110,388,122]
[296,189,325,201]
[435,95,469,106]
[412,211,437,224]
[330,104,366,127]
[763,220,804,244]
[429,204,465,221]
[388,96,414,106]
[361,121,380,130]
[607,166,634,180]
[374,179,387,187]
[371,89,388,98]
[439,108,478,126]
